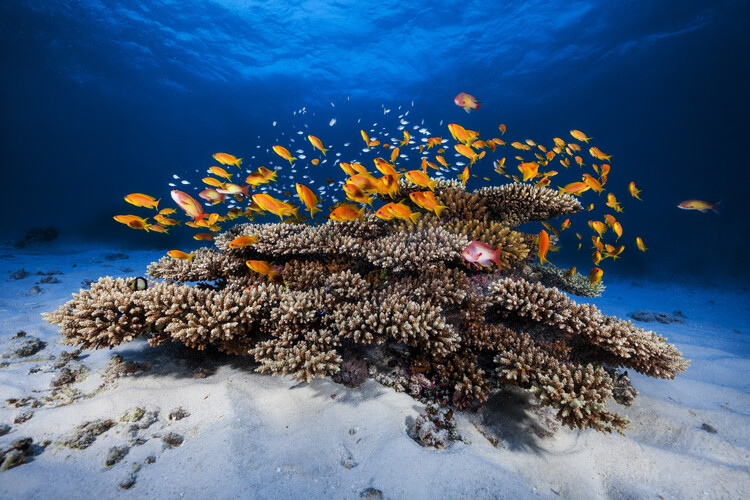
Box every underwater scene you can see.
[1,1,748,498]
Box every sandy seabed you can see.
[0,241,748,499]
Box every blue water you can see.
[1,0,748,281]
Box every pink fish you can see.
[454,92,482,113]
[461,240,502,269]
[171,190,208,221]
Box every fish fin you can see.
[433,205,447,220]
[490,247,503,268]
[409,212,420,224]
[474,102,483,111]
[463,106,472,113]
[712,201,722,214]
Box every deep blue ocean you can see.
[1,0,748,282]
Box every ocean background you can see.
[1,0,749,281]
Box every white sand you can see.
[0,241,748,499]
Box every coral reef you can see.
[44,181,688,433]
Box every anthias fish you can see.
[677,200,720,214]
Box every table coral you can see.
[43,182,688,434]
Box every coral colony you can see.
[44,118,689,435]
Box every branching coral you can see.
[44,178,688,434]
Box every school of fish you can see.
[115,95,675,285]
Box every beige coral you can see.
[474,182,583,227]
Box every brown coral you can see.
[474,182,583,227]
[44,179,688,435]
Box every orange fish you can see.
[589,147,612,162]
[458,166,470,187]
[307,135,328,155]
[167,250,194,262]
[628,181,642,200]
[559,182,590,196]
[570,130,592,143]
[202,177,225,188]
[400,131,411,147]
[677,200,719,214]
[382,202,419,224]
[588,267,603,285]
[436,155,449,168]
[454,92,482,113]
[329,203,365,222]
[612,222,623,240]
[272,145,296,164]
[390,147,400,163]
[498,124,506,134]
[209,166,232,181]
[606,193,623,212]
[361,130,370,148]
[636,237,648,252]
[560,219,571,231]
[405,170,438,191]
[246,260,279,281]
[213,152,242,168]
[518,162,539,182]
[124,193,160,210]
[193,233,214,241]
[427,137,442,148]
[311,158,320,166]
[229,235,259,249]
[409,191,448,219]
[537,230,551,265]
[343,182,374,206]
[588,220,607,237]
[296,183,321,218]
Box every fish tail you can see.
[712,201,722,214]
[433,205,447,220]
[236,158,243,168]
[463,107,472,113]
[322,148,328,156]
[409,212,420,224]
[490,247,503,268]
[289,157,297,164]
[473,102,483,111]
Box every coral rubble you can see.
[43,182,688,433]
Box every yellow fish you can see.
[636,237,648,252]
[307,135,328,155]
[213,152,242,168]
[209,166,232,181]
[628,181,642,200]
[329,203,365,222]
[588,267,603,285]
[272,145,296,164]
[167,250,194,262]
[229,235,259,249]
[124,193,160,210]
[589,147,612,162]
[570,130,592,143]
[246,260,279,281]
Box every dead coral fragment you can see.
[59,419,116,449]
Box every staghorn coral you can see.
[486,277,689,378]
[44,179,688,434]
[528,262,604,297]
